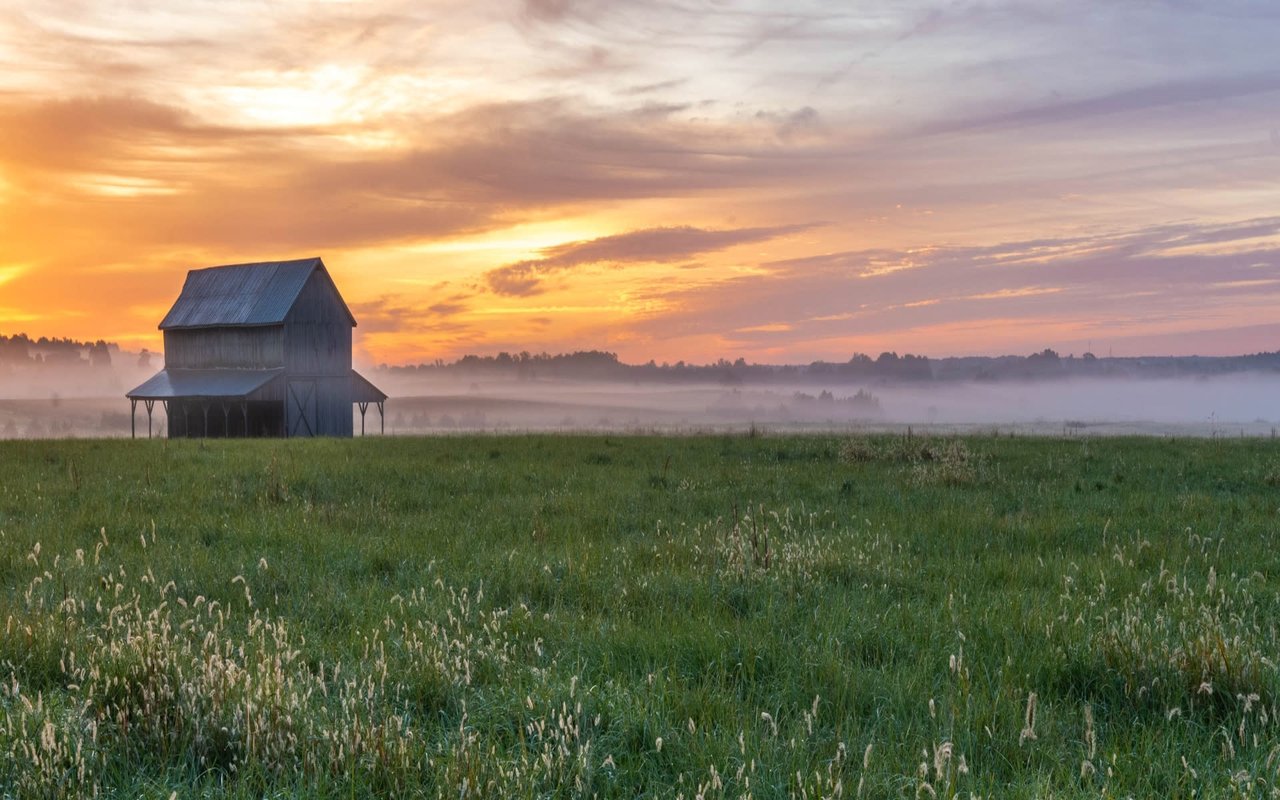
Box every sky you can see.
[1,0,1278,366]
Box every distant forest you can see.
[379,347,1280,384]
[6,331,1280,384]
[0,333,133,369]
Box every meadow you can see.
[1,432,1279,798]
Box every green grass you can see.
[1,433,1279,797]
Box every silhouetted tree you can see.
[90,340,112,368]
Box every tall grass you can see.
[0,433,1278,796]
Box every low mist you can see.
[360,371,1280,438]
[3,360,1278,439]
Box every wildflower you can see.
[933,741,953,780]
[1019,692,1038,745]
[761,711,778,737]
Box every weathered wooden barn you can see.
[126,257,386,438]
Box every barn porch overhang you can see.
[352,370,387,435]
[126,368,285,438]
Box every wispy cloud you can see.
[618,217,1280,356]
[348,295,474,335]
[485,223,813,296]
[926,72,1280,137]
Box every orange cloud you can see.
[485,224,812,295]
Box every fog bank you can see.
[3,369,1278,439]
[369,372,1280,437]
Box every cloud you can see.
[350,99,837,208]
[0,91,848,263]
[618,216,1280,354]
[927,72,1280,136]
[486,269,543,298]
[520,0,577,23]
[621,78,687,95]
[485,223,813,296]
[347,294,473,334]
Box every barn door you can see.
[287,380,317,437]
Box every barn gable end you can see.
[284,267,353,376]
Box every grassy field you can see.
[1,433,1279,798]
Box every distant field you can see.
[2,434,1279,797]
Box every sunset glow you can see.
[2,1,1279,364]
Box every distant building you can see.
[127,257,386,438]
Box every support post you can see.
[201,403,210,439]
[130,398,137,439]
[145,400,155,439]
[358,402,368,436]
[161,401,169,439]
[221,402,230,438]
[378,401,385,435]
[182,404,190,438]
[242,402,249,437]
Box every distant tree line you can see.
[379,347,1280,384]
[0,333,125,369]
[8,331,1279,386]
[379,349,936,384]
[934,348,1280,382]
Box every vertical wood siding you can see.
[163,327,284,369]
[282,270,354,436]
[283,271,352,377]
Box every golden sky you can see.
[2,1,1279,365]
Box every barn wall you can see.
[250,377,286,403]
[315,375,353,436]
[163,327,284,369]
[283,270,352,378]
[281,269,354,437]
[283,375,353,437]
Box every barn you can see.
[126,257,386,438]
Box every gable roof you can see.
[158,257,357,330]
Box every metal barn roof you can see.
[352,370,388,403]
[128,368,385,404]
[158,257,356,330]
[127,368,284,400]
